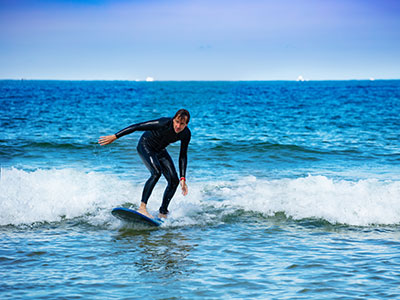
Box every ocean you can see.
[1,80,400,299]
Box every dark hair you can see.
[174,109,190,124]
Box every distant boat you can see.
[146,77,154,82]
[297,75,305,82]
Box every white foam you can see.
[1,168,400,227]
[199,175,400,226]
[0,168,140,226]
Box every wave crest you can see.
[1,168,399,227]
[203,175,400,226]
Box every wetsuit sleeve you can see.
[179,130,191,179]
[115,118,170,139]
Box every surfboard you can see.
[111,207,163,227]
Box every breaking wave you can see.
[1,168,399,227]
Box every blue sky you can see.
[1,0,399,80]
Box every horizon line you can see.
[1,78,399,82]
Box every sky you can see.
[0,0,399,80]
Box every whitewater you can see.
[2,168,399,227]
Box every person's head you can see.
[173,109,190,133]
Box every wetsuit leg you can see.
[157,149,179,214]
[137,138,162,205]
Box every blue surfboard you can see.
[111,207,163,227]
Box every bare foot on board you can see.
[138,202,154,219]
[158,213,167,219]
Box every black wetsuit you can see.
[115,117,191,214]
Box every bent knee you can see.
[169,176,179,188]
[150,170,162,180]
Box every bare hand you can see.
[98,134,117,146]
[180,179,188,196]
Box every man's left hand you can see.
[180,180,188,196]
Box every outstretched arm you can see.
[115,117,170,139]
[98,117,170,146]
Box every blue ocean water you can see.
[1,80,400,299]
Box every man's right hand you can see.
[98,134,117,146]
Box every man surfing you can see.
[99,109,191,219]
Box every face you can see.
[173,116,188,133]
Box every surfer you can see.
[98,109,191,219]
